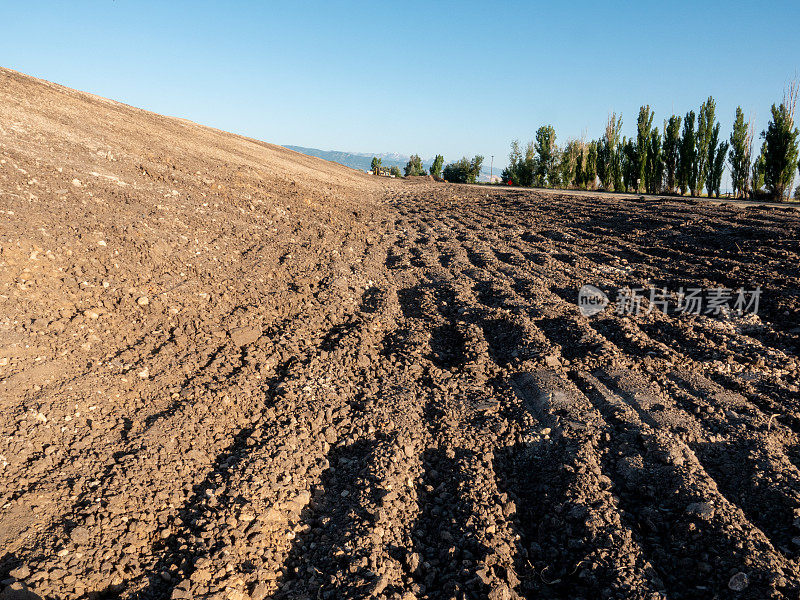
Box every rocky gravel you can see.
[2,67,800,599]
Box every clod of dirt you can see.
[729,572,749,591]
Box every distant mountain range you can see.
[283,145,500,182]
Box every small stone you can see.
[71,178,81,187]
[230,326,260,347]
[728,571,749,591]
[368,574,388,596]
[488,584,512,600]
[251,583,268,600]
[69,526,90,545]
[292,490,311,507]
[137,296,149,306]
[545,355,560,368]
[685,502,714,519]
[406,552,420,573]
[476,566,492,585]
[403,444,414,458]
[262,507,282,522]
[190,569,212,583]
[9,565,30,579]
[138,367,150,379]
[324,427,337,444]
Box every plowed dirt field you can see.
[2,68,800,600]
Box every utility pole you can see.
[490,155,494,182]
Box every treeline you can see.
[502,87,800,201]
[371,153,485,184]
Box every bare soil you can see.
[2,68,800,600]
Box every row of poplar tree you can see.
[501,89,800,201]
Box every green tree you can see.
[706,131,728,199]
[389,165,402,177]
[403,154,425,177]
[442,159,468,183]
[621,137,637,192]
[470,155,484,183]
[559,140,581,188]
[599,113,623,190]
[705,123,719,194]
[370,156,382,175]
[612,147,623,191]
[521,141,536,186]
[762,101,799,201]
[705,123,728,198]
[442,155,483,184]
[596,139,607,189]
[728,107,752,198]
[584,141,598,189]
[534,125,558,187]
[646,128,664,194]
[752,146,766,195]
[677,111,696,195]
[694,96,716,195]
[503,140,523,185]
[636,105,654,191]
[430,154,444,179]
[712,143,727,197]
[504,140,536,186]
[662,115,681,193]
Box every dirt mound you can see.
[2,69,800,600]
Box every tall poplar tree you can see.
[728,107,751,198]
[622,137,637,192]
[762,100,799,201]
[752,146,766,195]
[662,115,681,194]
[585,141,598,189]
[636,105,654,192]
[430,154,444,179]
[706,123,728,198]
[534,125,558,187]
[599,113,622,190]
[646,128,664,194]
[694,96,716,195]
[677,111,696,195]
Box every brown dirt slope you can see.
[2,68,800,600]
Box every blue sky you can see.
[2,1,799,174]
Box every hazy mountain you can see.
[283,145,500,181]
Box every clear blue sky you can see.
[2,1,799,175]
